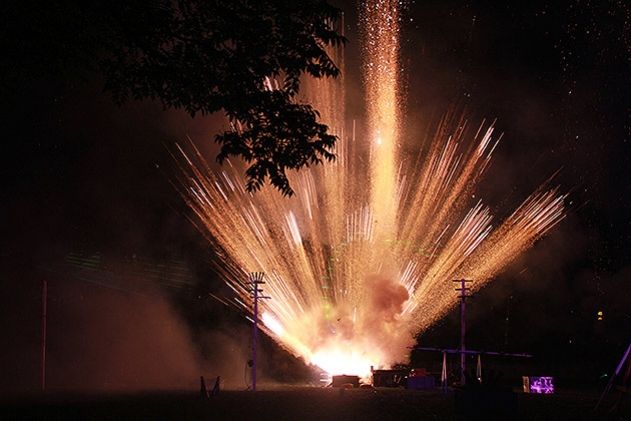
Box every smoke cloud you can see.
[42,283,201,391]
[362,274,413,365]
[366,275,410,322]
[306,273,414,371]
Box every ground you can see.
[0,386,628,420]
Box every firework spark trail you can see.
[361,0,401,242]
[175,2,566,376]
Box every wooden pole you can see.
[460,286,466,383]
[248,272,270,392]
[41,280,47,392]
[453,279,472,385]
[252,275,258,391]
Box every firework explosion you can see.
[176,0,566,377]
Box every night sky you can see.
[1,1,629,392]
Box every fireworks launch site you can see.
[1,1,629,420]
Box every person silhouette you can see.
[211,376,221,396]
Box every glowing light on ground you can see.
[174,1,566,377]
[311,347,375,378]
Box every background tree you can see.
[2,0,346,195]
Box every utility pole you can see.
[504,294,512,351]
[452,279,472,385]
[41,280,47,392]
[247,272,270,391]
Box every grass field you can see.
[1,386,628,420]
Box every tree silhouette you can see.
[3,0,345,195]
